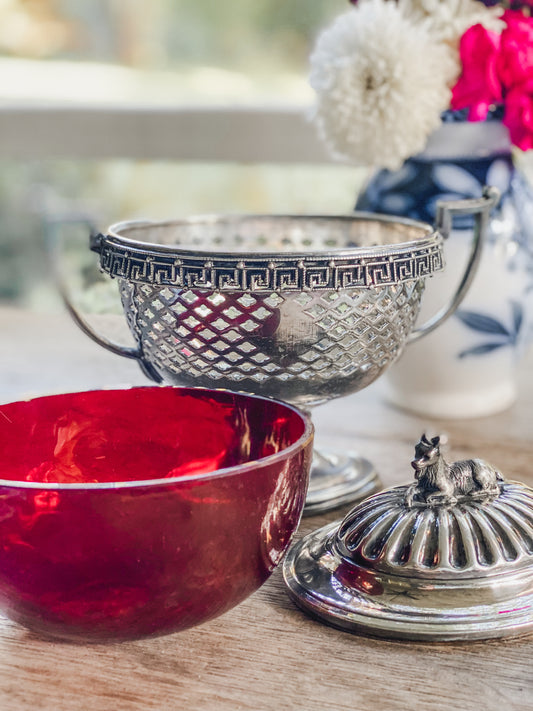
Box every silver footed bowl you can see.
[100,215,440,406]
[62,191,499,514]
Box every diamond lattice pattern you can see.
[119,281,423,386]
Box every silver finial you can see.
[405,434,503,506]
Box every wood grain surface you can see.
[0,306,532,711]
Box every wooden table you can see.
[0,306,531,711]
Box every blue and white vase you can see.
[357,118,533,418]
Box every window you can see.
[0,0,365,307]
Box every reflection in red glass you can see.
[33,491,60,510]
[0,387,312,641]
[335,561,384,597]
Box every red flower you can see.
[497,9,533,89]
[503,79,533,150]
[451,24,502,120]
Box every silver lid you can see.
[283,435,533,641]
[336,481,532,580]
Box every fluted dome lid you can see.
[284,436,533,642]
[335,481,533,580]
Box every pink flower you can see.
[497,9,533,89]
[451,24,502,121]
[503,79,533,150]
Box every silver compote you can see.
[63,189,499,513]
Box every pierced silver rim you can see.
[94,214,443,292]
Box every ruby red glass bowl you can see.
[0,387,313,642]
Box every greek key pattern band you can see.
[93,235,444,292]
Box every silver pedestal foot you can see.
[304,447,381,516]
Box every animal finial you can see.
[420,433,440,447]
[406,435,503,507]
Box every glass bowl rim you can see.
[0,386,314,491]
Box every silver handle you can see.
[408,185,500,344]
[50,221,162,382]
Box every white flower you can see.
[401,0,504,43]
[310,1,458,170]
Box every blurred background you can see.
[0,0,367,311]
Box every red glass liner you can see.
[0,387,312,641]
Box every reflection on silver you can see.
[284,437,533,641]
